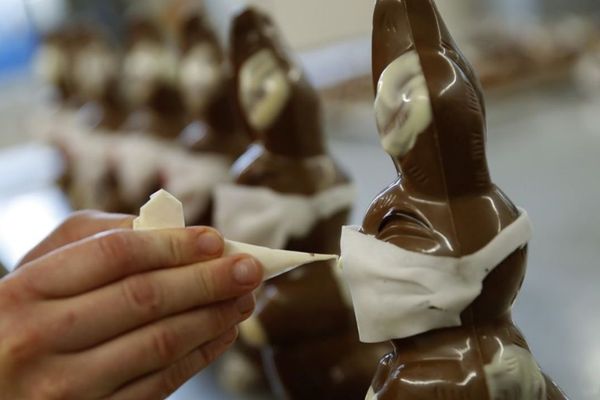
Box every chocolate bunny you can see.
[341,1,568,398]
[218,8,390,399]
[120,16,185,140]
[171,13,251,226]
[71,29,126,131]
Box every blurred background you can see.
[0,0,599,399]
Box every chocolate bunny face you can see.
[231,8,325,157]
[72,35,119,103]
[364,0,517,260]
[122,18,177,108]
[231,9,294,133]
[176,14,225,115]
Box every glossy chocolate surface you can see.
[229,8,389,399]
[231,9,326,158]
[365,1,566,398]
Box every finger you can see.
[53,256,262,350]
[19,226,224,298]
[77,295,254,395]
[108,328,238,400]
[18,211,133,267]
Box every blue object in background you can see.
[0,0,39,76]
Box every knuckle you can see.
[0,280,25,309]
[151,327,180,364]
[96,231,132,263]
[59,210,94,238]
[165,234,184,263]
[196,344,219,367]
[1,325,43,367]
[193,266,216,301]
[159,358,194,397]
[211,306,234,332]
[35,373,76,400]
[121,275,162,317]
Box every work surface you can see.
[0,84,599,399]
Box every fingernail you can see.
[198,230,223,255]
[235,293,255,314]
[233,258,260,285]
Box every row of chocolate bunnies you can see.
[34,1,567,399]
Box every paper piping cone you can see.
[223,240,338,281]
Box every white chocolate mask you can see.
[178,43,223,113]
[122,41,177,106]
[374,50,433,158]
[339,211,532,343]
[133,190,338,281]
[239,49,292,131]
[35,44,68,85]
[214,182,356,249]
[73,44,118,101]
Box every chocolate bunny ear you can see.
[372,0,491,197]
[230,8,293,74]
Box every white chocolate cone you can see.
[133,189,337,281]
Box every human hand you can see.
[0,212,263,399]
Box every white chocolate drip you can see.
[484,345,547,400]
[365,386,378,400]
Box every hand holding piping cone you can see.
[134,189,339,280]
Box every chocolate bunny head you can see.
[121,17,177,109]
[71,30,119,104]
[176,13,226,115]
[364,0,524,318]
[230,8,325,157]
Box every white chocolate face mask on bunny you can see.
[339,210,532,344]
[214,183,356,249]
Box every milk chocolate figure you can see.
[110,17,184,214]
[360,1,567,398]
[174,14,251,225]
[227,8,389,399]
[121,17,185,139]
